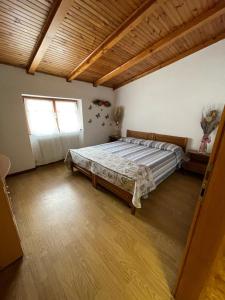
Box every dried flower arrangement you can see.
[112,107,123,126]
[199,108,220,153]
[112,106,123,137]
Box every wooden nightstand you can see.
[109,135,121,142]
[182,150,210,175]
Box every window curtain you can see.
[24,98,82,166]
[30,132,81,166]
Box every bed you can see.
[65,130,188,214]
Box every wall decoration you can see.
[87,99,113,129]
[199,107,220,153]
[92,99,111,107]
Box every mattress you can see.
[88,140,182,186]
[65,138,184,208]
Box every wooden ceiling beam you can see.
[114,32,225,90]
[67,0,157,81]
[27,0,73,74]
[95,1,225,86]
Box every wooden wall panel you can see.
[94,1,225,87]
[108,15,225,88]
[0,0,53,68]
[0,0,224,87]
[37,0,146,78]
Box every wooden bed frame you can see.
[70,130,188,214]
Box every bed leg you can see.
[70,162,74,173]
[131,205,136,215]
[92,174,97,188]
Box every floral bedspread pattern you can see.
[65,146,156,208]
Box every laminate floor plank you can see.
[0,162,201,300]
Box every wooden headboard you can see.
[127,130,188,151]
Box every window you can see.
[24,97,80,136]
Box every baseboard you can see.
[7,167,37,177]
[7,160,64,177]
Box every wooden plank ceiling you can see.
[0,0,225,89]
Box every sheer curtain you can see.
[24,98,81,166]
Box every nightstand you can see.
[182,150,210,175]
[109,135,121,142]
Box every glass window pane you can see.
[55,101,80,133]
[25,99,58,135]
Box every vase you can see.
[199,134,211,153]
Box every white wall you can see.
[1,40,225,173]
[0,65,115,173]
[116,40,225,151]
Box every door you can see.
[174,105,225,300]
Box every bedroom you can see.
[0,1,225,299]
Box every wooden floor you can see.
[0,163,201,300]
